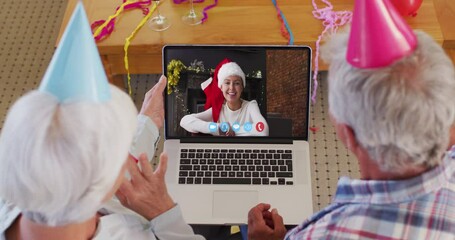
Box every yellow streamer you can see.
[93,1,135,39]
[124,2,158,96]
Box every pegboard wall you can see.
[0,0,67,129]
[0,0,360,213]
[308,73,360,210]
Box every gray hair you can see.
[0,85,137,226]
[322,30,455,172]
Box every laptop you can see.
[163,45,313,225]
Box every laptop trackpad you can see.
[212,191,258,219]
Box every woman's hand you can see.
[116,153,175,221]
[139,75,167,129]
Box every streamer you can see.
[92,0,152,41]
[124,3,158,95]
[311,0,352,103]
[271,0,294,45]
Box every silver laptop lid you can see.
[163,45,311,144]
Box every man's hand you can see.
[116,153,175,221]
[248,203,287,240]
[140,75,167,128]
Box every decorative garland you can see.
[167,60,188,94]
[187,59,206,73]
[311,0,352,103]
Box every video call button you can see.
[244,122,253,132]
[220,122,230,133]
[208,122,217,132]
[232,122,241,132]
[256,122,265,132]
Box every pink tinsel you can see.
[173,0,204,3]
[201,0,218,23]
[311,0,352,103]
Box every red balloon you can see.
[389,0,423,17]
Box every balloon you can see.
[389,0,423,17]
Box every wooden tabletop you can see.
[433,0,455,63]
[58,0,448,82]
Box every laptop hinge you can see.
[179,138,293,144]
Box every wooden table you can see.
[434,0,455,63]
[58,0,449,87]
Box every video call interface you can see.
[164,46,311,140]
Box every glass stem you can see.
[157,5,162,18]
[190,0,194,11]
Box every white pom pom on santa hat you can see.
[217,62,246,88]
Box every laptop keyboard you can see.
[178,148,294,185]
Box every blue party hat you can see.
[39,2,111,102]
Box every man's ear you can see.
[335,122,358,152]
[329,113,359,152]
[449,124,455,150]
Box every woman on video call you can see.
[180,59,269,136]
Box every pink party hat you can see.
[346,0,417,68]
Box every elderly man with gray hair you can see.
[247,1,455,239]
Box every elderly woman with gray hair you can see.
[247,1,455,239]
[0,76,205,240]
[0,3,204,240]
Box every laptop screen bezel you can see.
[162,45,312,143]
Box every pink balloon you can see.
[389,0,423,17]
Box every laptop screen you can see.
[163,46,311,141]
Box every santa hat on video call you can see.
[201,59,245,122]
[346,0,417,68]
[217,62,246,88]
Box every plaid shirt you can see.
[286,148,455,240]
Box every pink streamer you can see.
[201,0,218,23]
[173,0,204,3]
[91,0,152,42]
[124,0,152,10]
[311,0,352,103]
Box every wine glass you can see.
[148,0,171,31]
[182,0,203,25]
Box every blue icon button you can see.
[243,122,253,132]
[208,122,217,132]
[232,122,241,132]
[220,122,229,133]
